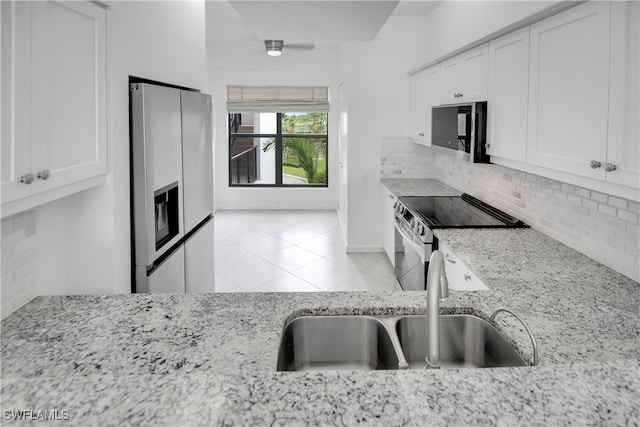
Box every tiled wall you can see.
[380,136,435,178]
[382,138,640,282]
[1,210,37,319]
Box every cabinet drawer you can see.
[439,242,488,291]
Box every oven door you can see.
[394,220,432,291]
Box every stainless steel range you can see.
[394,193,528,291]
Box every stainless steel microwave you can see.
[431,102,489,163]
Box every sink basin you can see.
[276,316,403,371]
[396,315,528,368]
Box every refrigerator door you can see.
[131,83,184,265]
[180,90,213,232]
[184,217,215,293]
[135,246,186,293]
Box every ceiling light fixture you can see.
[265,40,283,56]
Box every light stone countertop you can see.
[1,179,638,426]
[380,178,461,197]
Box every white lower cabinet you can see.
[381,186,396,267]
[1,0,108,217]
[439,242,488,291]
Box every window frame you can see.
[228,112,329,188]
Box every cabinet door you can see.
[423,66,440,145]
[30,0,107,193]
[460,44,488,102]
[381,186,396,266]
[410,71,428,143]
[410,66,440,145]
[440,58,462,105]
[487,27,530,162]
[606,1,639,188]
[440,45,488,104]
[1,1,33,203]
[526,1,610,179]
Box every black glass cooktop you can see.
[399,193,528,228]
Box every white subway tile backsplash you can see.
[380,139,640,282]
[1,210,37,319]
[591,191,608,204]
[598,204,617,217]
[608,196,628,210]
[380,137,436,179]
[575,187,591,198]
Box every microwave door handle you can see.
[457,113,467,136]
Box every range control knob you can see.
[418,225,426,236]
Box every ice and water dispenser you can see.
[154,182,180,251]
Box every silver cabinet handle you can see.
[464,274,471,281]
[445,254,456,264]
[486,143,492,148]
[605,163,618,172]
[37,170,51,180]
[590,160,602,169]
[418,133,425,137]
[20,174,35,184]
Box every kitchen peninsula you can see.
[2,220,639,425]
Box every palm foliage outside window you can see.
[229,112,328,186]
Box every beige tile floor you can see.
[213,210,400,293]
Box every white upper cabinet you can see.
[1,0,108,216]
[409,65,440,145]
[606,1,639,189]
[440,44,488,104]
[487,27,530,162]
[526,1,610,180]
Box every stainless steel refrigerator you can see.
[130,81,214,293]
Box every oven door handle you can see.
[394,220,428,264]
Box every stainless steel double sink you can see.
[276,314,532,371]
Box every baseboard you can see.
[345,245,384,254]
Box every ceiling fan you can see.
[264,40,316,56]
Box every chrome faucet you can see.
[425,250,449,369]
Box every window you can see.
[229,112,328,186]
[227,86,329,187]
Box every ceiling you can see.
[205,0,441,52]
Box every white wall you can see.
[209,43,341,209]
[340,16,428,251]
[338,1,569,252]
[421,1,564,63]
[35,0,208,296]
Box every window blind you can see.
[226,85,329,113]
